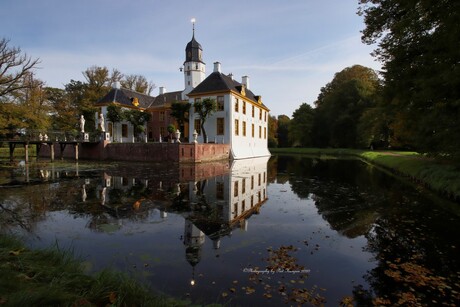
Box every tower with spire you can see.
[182,18,206,99]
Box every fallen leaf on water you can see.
[9,249,24,256]
[245,286,255,295]
[221,292,228,298]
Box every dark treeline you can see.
[270,0,460,160]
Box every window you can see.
[235,99,239,112]
[242,101,246,114]
[252,105,255,117]
[160,126,165,136]
[242,121,246,136]
[233,203,238,218]
[259,109,262,120]
[264,127,267,139]
[122,124,128,138]
[217,118,224,135]
[216,182,224,200]
[235,119,239,135]
[194,119,201,135]
[242,178,246,194]
[234,181,239,197]
[217,96,224,111]
[187,71,190,76]
[265,111,267,122]
[195,64,198,69]
[251,195,254,207]
[242,200,246,212]
[159,111,165,121]
[194,98,201,113]
[252,124,255,137]
[259,126,262,138]
[251,175,254,189]
[258,173,261,186]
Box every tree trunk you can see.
[201,122,207,143]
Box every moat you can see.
[1,155,459,306]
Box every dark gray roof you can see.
[188,72,269,110]
[148,91,185,108]
[185,34,204,64]
[96,87,155,109]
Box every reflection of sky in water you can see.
[2,156,459,306]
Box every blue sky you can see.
[1,0,380,117]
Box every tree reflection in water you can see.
[1,156,459,306]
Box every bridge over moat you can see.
[6,140,98,163]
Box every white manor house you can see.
[95,22,270,160]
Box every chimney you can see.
[112,81,121,89]
[242,76,249,90]
[159,87,166,95]
[213,62,221,73]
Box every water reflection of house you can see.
[182,156,269,281]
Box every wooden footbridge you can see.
[4,131,99,163]
[7,140,83,163]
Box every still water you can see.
[1,155,459,306]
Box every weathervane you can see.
[191,18,196,36]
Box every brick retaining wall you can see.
[38,142,230,163]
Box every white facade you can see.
[187,65,270,159]
[182,61,205,99]
[99,106,145,143]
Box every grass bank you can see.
[270,148,460,201]
[0,234,204,307]
[0,145,36,159]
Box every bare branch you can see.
[0,38,40,99]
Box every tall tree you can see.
[277,115,291,148]
[359,0,460,156]
[0,73,51,136]
[267,115,278,148]
[311,65,380,148]
[193,98,216,143]
[0,38,40,100]
[289,103,315,147]
[121,74,156,95]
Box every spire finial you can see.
[191,18,196,36]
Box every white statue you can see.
[98,113,105,132]
[80,115,85,133]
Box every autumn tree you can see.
[0,38,40,101]
[193,98,216,143]
[121,74,156,95]
[359,0,460,156]
[0,39,42,137]
[267,115,278,148]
